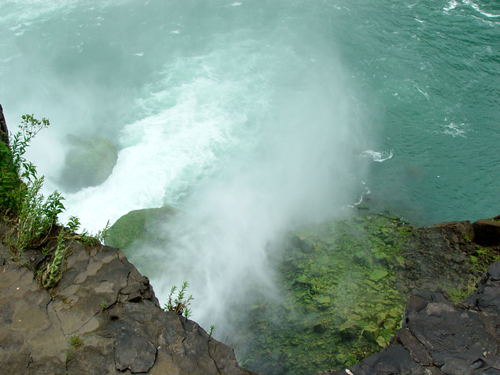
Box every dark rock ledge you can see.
[323,222,500,375]
[0,226,255,375]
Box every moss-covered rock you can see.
[229,213,409,374]
[58,134,117,192]
[228,212,500,374]
[106,206,179,253]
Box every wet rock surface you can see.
[0,229,254,375]
[324,231,500,375]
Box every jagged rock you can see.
[324,261,500,375]
[395,220,483,298]
[0,104,9,146]
[58,134,118,192]
[473,216,500,247]
[0,231,254,375]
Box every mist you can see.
[1,0,377,336]
[134,67,372,331]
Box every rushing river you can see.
[1,0,499,371]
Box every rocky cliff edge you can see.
[0,222,254,375]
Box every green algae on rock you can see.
[106,206,179,253]
[230,213,410,374]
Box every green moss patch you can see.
[230,213,411,374]
[106,206,179,252]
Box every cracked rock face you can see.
[325,261,500,375]
[0,236,254,375]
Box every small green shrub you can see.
[68,335,83,349]
[208,324,215,338]
[40,228,69,289]
[163,281,193,318]
[2,115,67,260]
[0,114,49,215]
[68,216,111,246]
[9,177,65,257]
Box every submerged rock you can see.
[58,134,117,192]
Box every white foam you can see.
[444,0,458,12]
[358,149,394,162]
[463,0,500,18]
[441,122,468,138]
[0,0,134,26]
[60,35,285,232]
[414,84,430,100]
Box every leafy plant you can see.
[0,115,49,214]
[208,324,215,338]
[8,177,65,258]
[96,220,111,243]
[163,281,193,318]
[40,228,69,289]
[69,217,111,246]
[2,115,66,259]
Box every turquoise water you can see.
[1,0,499,355]
[1,0,498,228]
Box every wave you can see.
[358,149,394,163]
[463,0,500,18]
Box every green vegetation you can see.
[470,247,500,274]
[163,281,193,318]
[231,214,410,374]
[0,115,50,214]
[39,228,69,289]
[208,324,215,338]
[67,216,111,247]
[106,206,178,251]
[449,278,477,304]
[0,114,109,289]
[68,334,84,349]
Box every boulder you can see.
[106,206,179,252]
[473,216,500,247]
[58,134,117,192]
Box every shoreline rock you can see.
[322,218,500,375]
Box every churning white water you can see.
[2,0,499,331]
